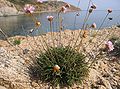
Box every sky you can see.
[64,0,120,10]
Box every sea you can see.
[0,10,120,39]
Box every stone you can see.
[23,49,29,54]
[32,81,39,87]
[0,7,18,16]
[0,47,6,53]
[0,86,7,89]
[98,85,106,89]
[111,68,117,72]
[0,0,18,16]
[100,78,112,89]
[89,69,100,83]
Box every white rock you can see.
[0,7,18,16]
[0,47,6,53]
[98,85,106,89]
[0,86,7,89]
[100,78,112,89]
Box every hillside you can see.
[0,0,18,16]
[0,0,80,16]
[9,0,80,11]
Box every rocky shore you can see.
[0,27,120,89]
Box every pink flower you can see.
[105,41,114,51]
[65,3,70,8]
[91,4,96,9]
[47,16,54,21]
[91,23,97,28]
[76,13,80,16]
[108,8,112,13]
[24,4,35,14]
[37,0,43,3]
[60,6,67,13]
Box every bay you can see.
[0,10,120,39]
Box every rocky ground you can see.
[0,27,120,89]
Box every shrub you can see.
[31,46,89,87]
[109,36,119,43]
[13,39,21,45]
[112,39,120,57]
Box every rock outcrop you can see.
[0,0,18,16]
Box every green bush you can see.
[13,39,21,45]
[108,37,120,58]
[31,46,89,87]
[112,39,120,57]
[109,36,119,43]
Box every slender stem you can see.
[85,13,109,48]
[73,0,81,29]
[72,13,91,49]
[70,0,92,49]
[50,21,55,47]
[64,0,92,62]
[88,27,115,68]
[58,13,62,46]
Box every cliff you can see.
[0,0,18,16]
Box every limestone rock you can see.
[98,85,106,89]
[31,81,39,87]
[0,0,18,16]
[99,78,112,89]
[0,7,18,16]
[0,86,7,89]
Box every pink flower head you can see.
[24,4,35,14]
[108,8,112,13]
[105,41,114,51]
[76,13,80,16]
[65,3,70,8]
[47,16,54,21]
[91,3,96,9]
[60,6,67,13]
[91,23,97,28]
[37,0,43,3]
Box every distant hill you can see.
[9,0,80,12]
[0,0,80,16]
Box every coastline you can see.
[0,9,81,17]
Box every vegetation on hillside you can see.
[7,0,33,4]
[6,0,80,12]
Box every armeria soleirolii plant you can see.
[0,0,116,88]
[13,39,21,45]
[31,46,89,86]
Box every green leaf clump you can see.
[13,39,21,45]
[31,46,89,87]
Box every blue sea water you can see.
[0,10,120,39]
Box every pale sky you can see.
[64,0,120,10]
